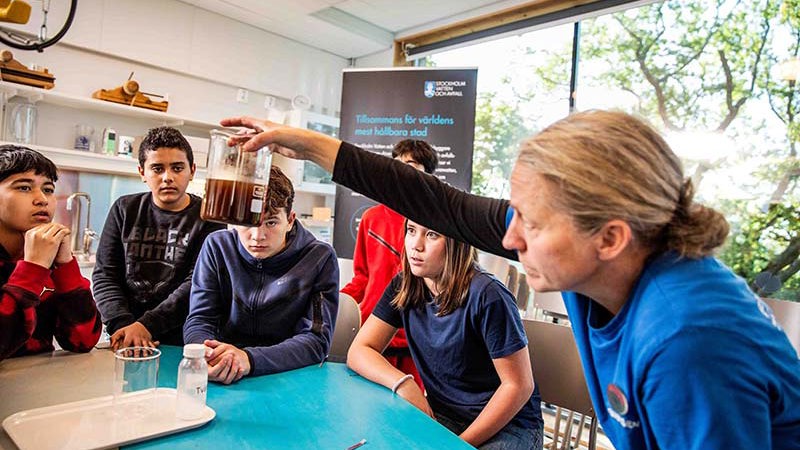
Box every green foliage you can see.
[580,0,799,299]
[719,202,800,299]
[582,0,774,131]
[435,0,799,299]
[471,93,531,197]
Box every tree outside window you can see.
[429,0,799,300]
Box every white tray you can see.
[2,388,215,450]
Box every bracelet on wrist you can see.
[391,374,414,394]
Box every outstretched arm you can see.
[333,142,514,259]
[219,116,341,171]
[220,116,515,259]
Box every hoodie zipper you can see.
[252,260,264,335]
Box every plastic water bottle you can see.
[176,343,208,420]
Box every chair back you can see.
[478,251,511,287]
[505,264,519,292]
[516,273,530,312]
[763,297,800,357]
[534,290,568,320]
[524,319,598,449]
[523,319,593,416]
[330,292,361,362]
[338,258,355,288]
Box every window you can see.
[426,0,800,300]
[429,23,574,197]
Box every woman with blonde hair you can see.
[347,219,543,449]
[223,110,800,449]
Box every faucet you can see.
[65,192,97,262]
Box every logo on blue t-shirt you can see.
[607,383,641,429]
[607,383,628,415]
[424,81,435,98]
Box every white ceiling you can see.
[179,0,527,59]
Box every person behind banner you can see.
[341,139,438,389]
[220,112,800,449]
[347,219,543,449]
[0,144,101,361]
[93,127,226,351]
[183,166,339,384]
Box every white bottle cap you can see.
[183,343,206,358]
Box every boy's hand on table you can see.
[110,322,158,351]
[23,223,71,269]
[205,339,250,384]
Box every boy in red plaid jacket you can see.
[0,144,101,361]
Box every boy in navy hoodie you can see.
[184,165,339,384]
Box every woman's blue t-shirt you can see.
[563,253,800,449]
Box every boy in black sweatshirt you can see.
[93,127,225,350]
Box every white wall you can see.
[1,0,345,230]
[353,49,394,68]
[7,0,348,116]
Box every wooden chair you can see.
[330,292,361,363]
[762,297,800,357]
[524,319,597,450]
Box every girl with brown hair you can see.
[347,219,543,449]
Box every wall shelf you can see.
[0,141,208,179]
[0,83,334,197]
[0,81,218,129]
[0,141,333,198]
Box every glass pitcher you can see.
[201,129,272,226]
[8,102,37,144]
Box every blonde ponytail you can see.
[518,110,729,258]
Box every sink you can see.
[76,253,96,268]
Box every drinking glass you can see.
[112,347,161,417]
[8,102,37,144]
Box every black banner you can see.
[334,68,478,258]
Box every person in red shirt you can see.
[0,144,101,361]
[341,140,437,387]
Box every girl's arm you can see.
[347,314,433,417]
[460,347,534,447]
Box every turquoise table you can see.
[0,346,472,449]
[127,346,473,449]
